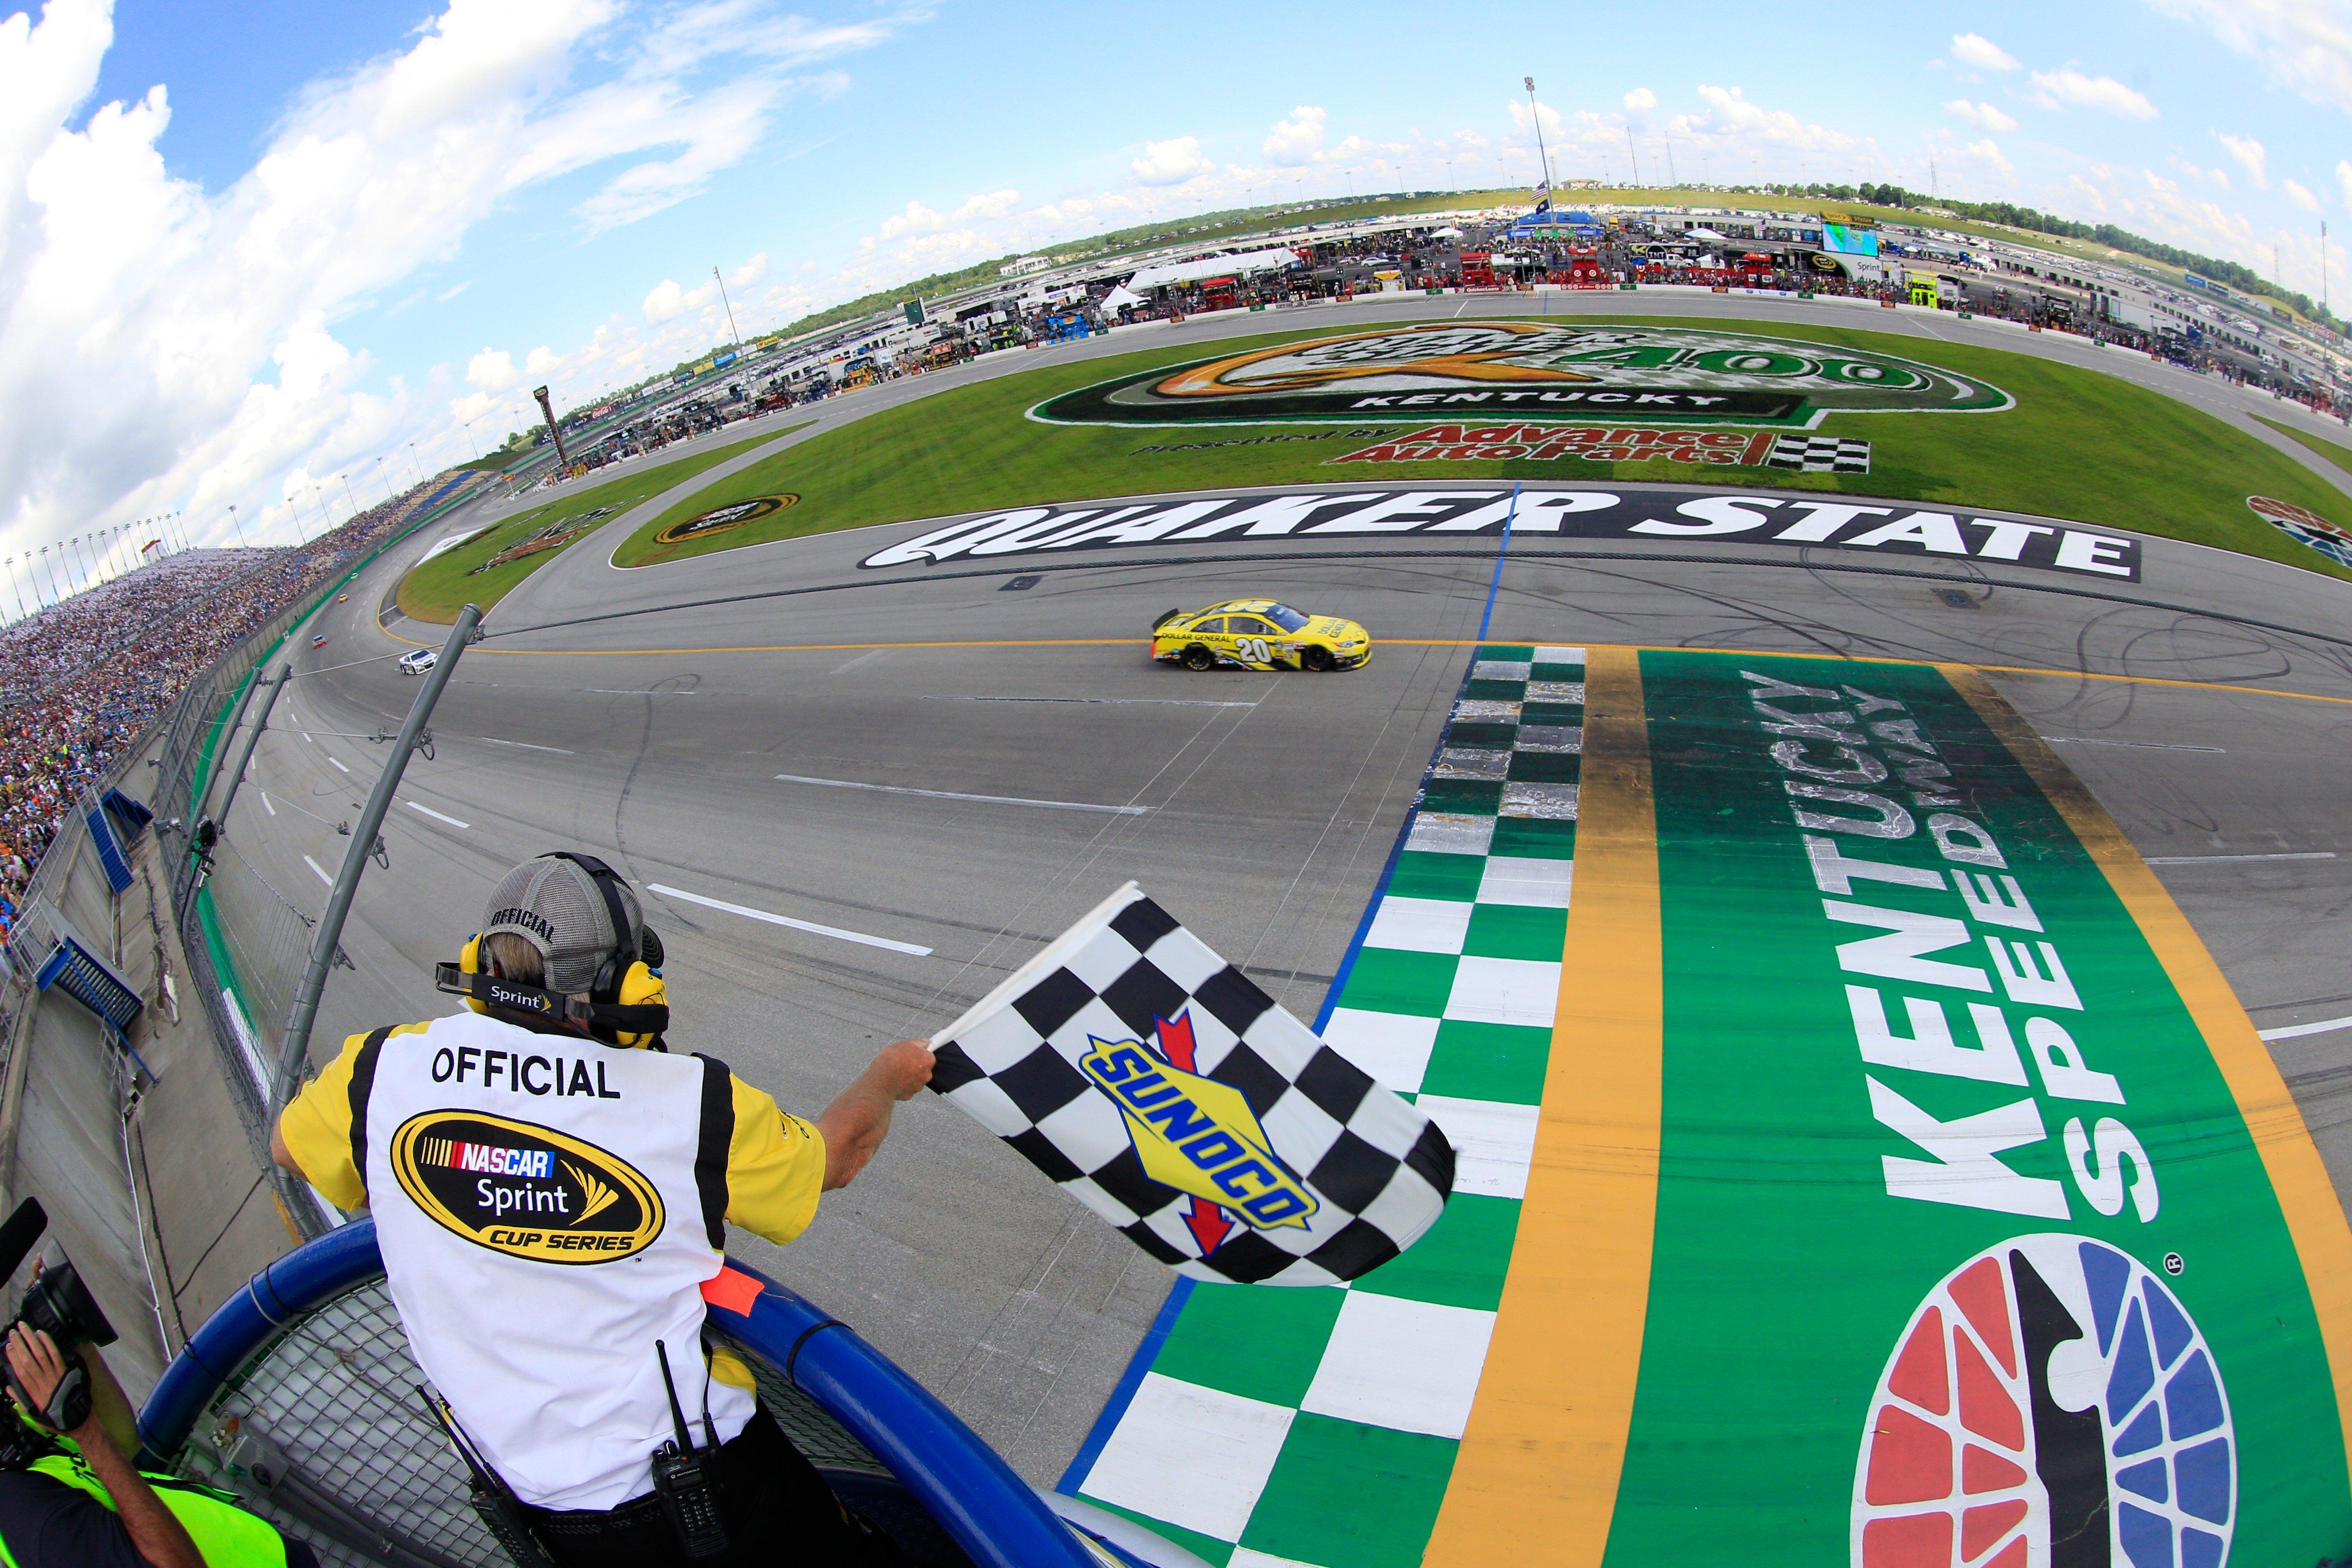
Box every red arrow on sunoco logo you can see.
[1155,1012,1236,1257]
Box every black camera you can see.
[0,1199,118,1438]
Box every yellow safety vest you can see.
[0,1450,290,1568]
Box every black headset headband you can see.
[542,851,637,965]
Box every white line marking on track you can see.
[2046,736,2227,753]
[302,733,313,743]
[304,855,332,887]
[328,756,350,772]
[647,883,931,956]
[406,802,470,829]
[481,738,575,754]
[773,772,1148,814]
[2145,851,2337,864]
[584,688,696,695]
[2259,1015,2352,1041]
[260,793,276,816]
[920,695,1259,708]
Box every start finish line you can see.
[858,487,2143,581]
[1065,646,2352,1568]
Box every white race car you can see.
[396,648,438,676]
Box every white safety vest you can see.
[352,1011,755,1510]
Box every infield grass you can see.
[612,318,2352,582]
[400,426,805,622]
[2255,414,2352,481]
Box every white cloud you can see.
[1622,86,1657,112]
[1944,99,2018,132]
[2340,159,2352,209]
[2031,68,2158,118]
[2170,157,2231,190]
[2144,0,2352,109]
[640,276,717,323]
[1506,98,1563,138]
[1965,138,2015,180]
[730,251,767,287]
[2285,177,2322,212]
[1951,33,2021,71]
[1680,85,1860,153]
[2217,131,2268,189]
[523,345,560,376]
[1131,135,1210,186]
[1262,105,1327,165]
[0,0,909,552]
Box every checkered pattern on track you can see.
[1065,644,1585,1568]
[1767,434,1873,473]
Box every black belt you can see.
[527,1491,668,1538]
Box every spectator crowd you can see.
[0,472,491,930]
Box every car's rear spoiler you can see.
[1151,607,1184,630]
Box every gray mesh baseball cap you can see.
[481,856,641,995]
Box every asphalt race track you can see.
[221,295,2352,1485]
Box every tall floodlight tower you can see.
[1524,76,1552,206]
[532,385,573,469]
[714,266,743,351]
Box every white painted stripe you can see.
[481,737,575,754]
[647,882,932,956]
[303,855,333,886]
[302,733,313,744]
[2145,851,2337,864]
[2259,1015,2352,1041]
[773,772,1147,815]
[2046,736,2226,753]
[585,688,697,695]
[259,792,276,817]
[407,801,470,829]
[328,755,350,772]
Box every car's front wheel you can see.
[1303,646,1335,672]
[1182,645,1215,671]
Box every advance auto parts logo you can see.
[1031,322,2011,430]
[391,1111,664,1264]
[2247,494,2352,569]
[651,493,796,546]
[1854,1234,2233,1568]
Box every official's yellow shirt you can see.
[280,1022,826,1242]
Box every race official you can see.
[270,853,932,1567]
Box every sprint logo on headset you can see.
[391,1110,664,1263]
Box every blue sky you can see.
[1,0,2345,565]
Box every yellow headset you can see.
[441,855,671,1048]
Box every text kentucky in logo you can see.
[1853,1233,2233,1568]
[1031,322,2011,429]
[1078,1012,1318,1256]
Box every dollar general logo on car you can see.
[1031,321,2009,429]
[1078,1026,1319,1230]
[391,1111,663,1263]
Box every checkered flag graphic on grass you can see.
[1766,434,1873,474]
[929,882,1455,1285]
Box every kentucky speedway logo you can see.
[651,493,796,546]
[1031,322,2011,429]
[2247,494,2352,569]
[1079,1012,1317,1256]
[391,1110,664,1264]
[1854,1234,2233,1568]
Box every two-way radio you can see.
[649,1340,729,1560]
[415,1386,556,1568]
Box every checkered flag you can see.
[1766,434,1872,473]
[929,883,1455,1285]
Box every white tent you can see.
[1098,284,1147,314]
[1124,247,1303,291]
[1687,226,1730,244]
[1428,226,1464,239]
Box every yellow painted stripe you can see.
[1945,662,2352,1499]
[1424,644,1661,1566]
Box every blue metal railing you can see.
[139,1221,1100,1568]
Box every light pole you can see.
[408,441,425,488]
[340,473,357,518]
[714,265,743,351]
[1525,76,1552,204]
[375,455,391,503]
[2,560,19,621]
[36,547,55,605]
[229,502,246,549]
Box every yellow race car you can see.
[1151,599,1370,672]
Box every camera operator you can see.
[0,1323,314,1568]
[270,853,932,1567]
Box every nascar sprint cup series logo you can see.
[1855,1235,2233,1568]
[1031,322,2012,429]
[391,1110,664,1264]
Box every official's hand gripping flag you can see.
[928,883,1455,1285]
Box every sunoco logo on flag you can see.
[928,882,1453,1284]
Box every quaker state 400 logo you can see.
[1854,1234,2233,1568]
[1032,322,2011,430]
